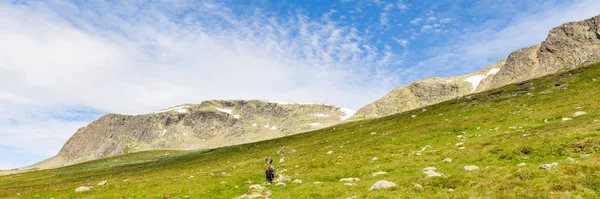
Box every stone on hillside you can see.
[276,182,286,186]
[412,115,417,118]
[313,182,322,184]
[414,184,423,189]
[455,142,464,146]
[567,157,575,163]
[371,132,377,135]
[189,175,194,178]
[249,184,265,190]
[97,180,107,186]
[346,196,358,199]
[422,167,436,171]
[279,158,285,163]
[340,177,360,182]
[517,163,527,166]
[344,183,355,186]
[573,111,587,117]
[278,175,290,182]
[368,180,397,191]
[458,147,465,150]
[75,186,93,192]
[442,158,452,163]
[327,150,334,155]
[371,171,388,177]
[221,172,227,176]
[562,118,572,122]
[371,157,379,161]
[581,154,591,158]
[293,179,302,184]
[464,165,479,171]
[539,162,558,170]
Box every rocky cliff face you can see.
[351,14,600,120]
[46,100,354,167]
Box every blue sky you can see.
[1,0,599,169]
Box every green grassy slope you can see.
[2,63,600,198]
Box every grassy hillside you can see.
[1,63,600,198]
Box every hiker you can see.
[264,156,269,164]
[269,157,273,165]
[265,165,275,184]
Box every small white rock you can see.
[293,179,302,184]
[517,163,527,166]
[327,150,333,155]
[573,111,587,117]
[458,147,465,150]
[562,118,573,122]
[539,162,558,170]
[75,186,93,192]
[370,132,377,135]
[276,182,286,186]
[442,158,452,163]
[580,154,591,158]
[344,183,356,186]
[455,142,464,146]
[414,184,423,189]
[97,180,107,186]
[371,157,379,161]
[567,157,575,163]
[412,115,417,118]
[368,180,397,191]
[371,171,388,177]
[464,165,479,171]
[340,177,360,182]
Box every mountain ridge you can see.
[351,14,600,120]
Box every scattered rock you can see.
[293,179,302,184]
[371,157,379,161]
[340,177,360,182]
[422,167,444,177]
[221,172,227,176]
[458,147,465,150]
[517,163,527,166]
[455,142,464,146]
[567,157,575,163]
[276,182,286,186]
[414,184,423,189]
[189,176,194,179]
[75,186,93,192]
[580,154,591,158]
[249,184,265,190]
[370,132,377,135]
[278,175,290,182]
[369,180,397,191]
[442,158,452,163]
[327,150,334,155]
[371,171,388,177]
[346,196,358,199]
[412,115,417,118]
[562,118,573,122]
[539,162,559,170]
[573,111,587,117]
[97,180,107,186]
[344,183,356,186]
[313,182,322,184]
[544,119,549,123]
[464,165,479,171]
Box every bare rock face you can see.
[48,100,354,166]
[352,14,600,120]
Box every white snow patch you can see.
[312,113,329,117]
[464,68,502,91]
[233,115,240,119]
[339,107,357,121]
[464,75,486,91]
[155,106,188,114]
[310,122,321,126]
[215,108,233,114]
[486,68,501,76]
[270,126,278,130]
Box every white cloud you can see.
[394,38,409,47]
[409,17,422,25]
[426,16,437,22]
[0,1,401,168]
[421,25,433,32]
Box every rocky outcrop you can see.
[351,14,600,120]
[43,100,354,167]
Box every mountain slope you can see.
[29,100,355,171]
[1,60,599,198]
[351,14,600,120]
